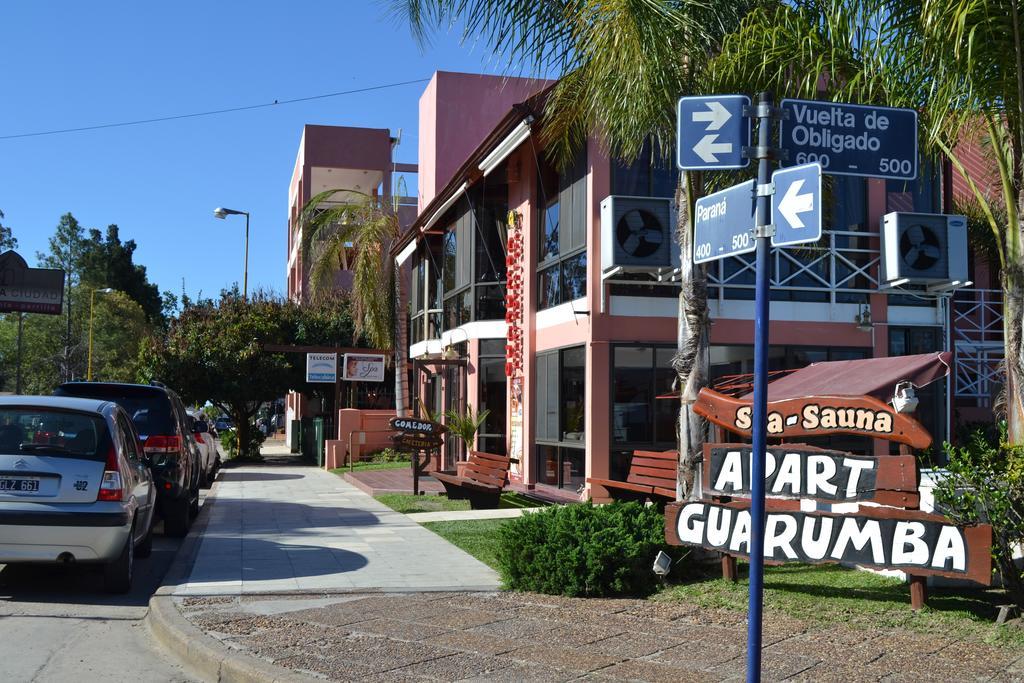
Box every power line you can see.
[0,78,431,141]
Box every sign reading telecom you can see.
[779,99,918,179]
[305,353,337,383]
[677,95,750,170]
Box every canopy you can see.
[741,351,952,402]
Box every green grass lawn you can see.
[422,518,511,570]
[374,491,542,515]
[659,560,1024,647]
[329,460,412,475]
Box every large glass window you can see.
[535,346,586,490]
[889,326,947,452]
[477,339,507,455]
[611,139,677,198]
[537,147,588,310]
[612,346,676,448]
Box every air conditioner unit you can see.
[600,196,677,272]
[881,212,968,286]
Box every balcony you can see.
[952,288,1005,406]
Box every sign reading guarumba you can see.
[665,501,992,585]
[704,444,919,507]
[693,388,932,448]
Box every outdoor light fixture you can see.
[855,304,873,332]
[892,380,919,414]
[213,207,250,300]
[652,550,672,577]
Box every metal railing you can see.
[952,288,1005,405]
[706,230,879,304]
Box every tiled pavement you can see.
[179,591,1024,682]
[171,458,500,595]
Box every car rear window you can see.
[0,408,110,461]
[55,385,175,436]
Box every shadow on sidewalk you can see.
[218,471,306,482]
[187,538,369,584]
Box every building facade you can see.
[391,71,1004,502]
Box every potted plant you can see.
[445,406,491,476]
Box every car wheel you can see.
[104,525,134,594]
[164,495,191,538]
[189,487,200,518]
[199,466,210,489]
[135,513,154,558]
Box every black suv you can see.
[54,382,201,537]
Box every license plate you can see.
[0,477,41,493]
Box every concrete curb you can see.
[145,473,316,683]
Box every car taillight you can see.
[144,434,182,455]
[97,445,123,502]
[194,432,204,444]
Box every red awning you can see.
[740,351,952,402]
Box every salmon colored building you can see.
[386,71,1003,502]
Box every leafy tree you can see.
[0,209,17,251]
[142,291,358,459]
[37,213,85,383]
[299,189,407,413]
[79,225,164,324]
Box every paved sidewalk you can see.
[179,591,1024,682]
[171,459,500,595]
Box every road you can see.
[0,501,206,683]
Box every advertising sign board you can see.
[389,417,446,435]
[779,99,918,179]
[0,251,65,315]
[342,353,385,382]
[305,353,337,383]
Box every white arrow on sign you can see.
[777,178,814,229]
[691,101,732,131]
[693,134,733,163]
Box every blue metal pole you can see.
[746,90,774,683]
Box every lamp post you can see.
[87,288,114,381]
[213,207,250,299]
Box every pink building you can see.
[393,71,999,501]
[285,124,417,447]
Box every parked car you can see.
[214,418,233,433]
[187,413,220,487]
[54,382,200,537]
[0,395,156,593]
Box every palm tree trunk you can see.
[1004,262,1024,443]
[672,172,710,499]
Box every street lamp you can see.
[214,207,250,299]
[87,288,114,381]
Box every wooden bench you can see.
[587,450,678,505]
[432,450,513,509]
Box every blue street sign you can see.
[692,179,756,264]
[771,163,822,247]
[677,95,750,170]
[779,99,918,179]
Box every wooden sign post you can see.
[666,388,994,608]
[389,417,447,496]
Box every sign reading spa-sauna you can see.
[664,388,993,587]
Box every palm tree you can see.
[391,0,761,497]
[299,189,409,414]
[706,0,1024,441]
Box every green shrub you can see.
[495,501,682,597]
[219,426,264,460]
[368,447,410,463]
[935,423,1024,608]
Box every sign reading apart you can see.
[389,417,445,435]
[666,501,992,585]
[693,388,933,449]
[305,353,337,383]
[0,251,65,315]
[677,95,751,170]
[342,353,385,382]
[693,179,756,264]
[779,99,918,180]
[704,444,919,508]
[770,163,822,247]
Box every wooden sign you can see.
[389,417,446,435]
[693,388,932,449]
[0,251,65,315]
[392,433,443,451]
[665,500,992,585]
[703,443,919,508]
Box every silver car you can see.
[0,396,156,593]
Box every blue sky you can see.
[0,2,509,301]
